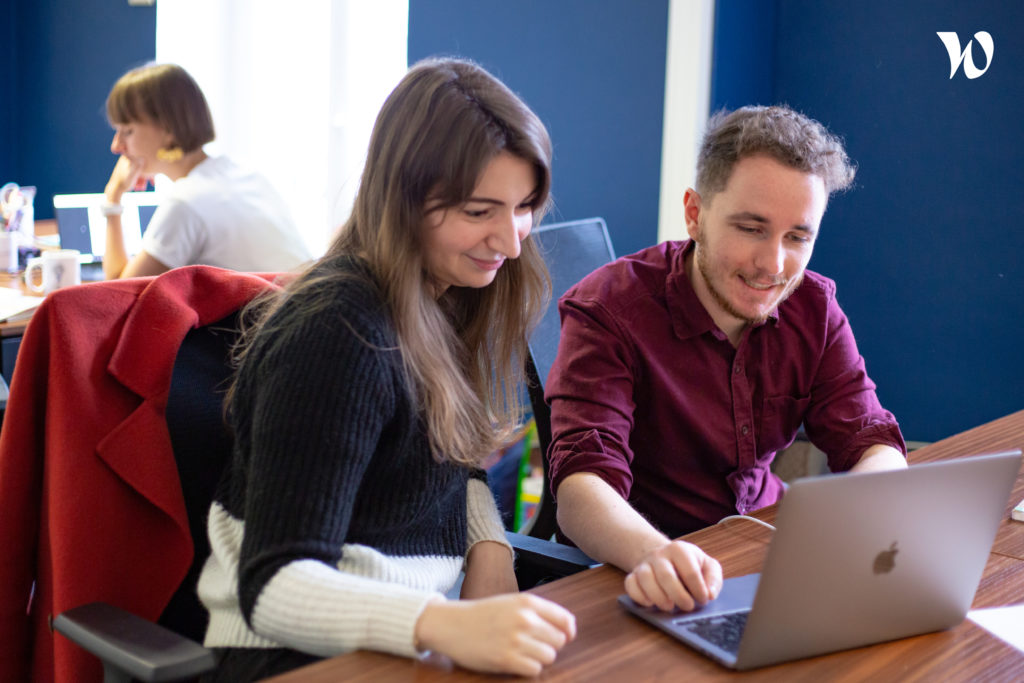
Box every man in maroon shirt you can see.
[546,106,907,613]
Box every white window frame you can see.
[658,0,715,243]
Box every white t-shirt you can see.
[142,156,312,272]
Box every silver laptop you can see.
[619,450,1022,670]
[53,192,159,264]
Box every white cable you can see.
[716,514,776,532]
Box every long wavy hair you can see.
[232,57,552,467]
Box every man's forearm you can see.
[555,472,671,572]
[850,444,907,472]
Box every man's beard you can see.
[694,232,803,325]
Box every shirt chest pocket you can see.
[758,395,811,458]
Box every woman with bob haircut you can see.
[195,57,577,680]
[102,63,311,279]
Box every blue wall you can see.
[408,0,668,258]
[0,2,16,184]
[714,0,1023,441]
[15,2,1017,441]
[710,0,775,110]
[7,0,155,219]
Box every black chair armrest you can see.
[506,531,600,590]
[53,602,216,683]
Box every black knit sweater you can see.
[198,257,509,662]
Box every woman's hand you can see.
[105,155,146,204]
[415,593,576,676]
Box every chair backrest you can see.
[522,218,615,539]
[160,314,241,642]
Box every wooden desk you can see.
[0,259,43,380]
[268,410,1024,681]
[0,218,54,338]
[0,274,41,339]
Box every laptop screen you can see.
[53,192,159,263]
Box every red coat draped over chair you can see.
[0,266,282,683]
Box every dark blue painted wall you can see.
[16,2,1015,441]
[408,0,668,258]
[710,0,775,110]
[8,0,155,219]
[713,0,1022,441]
[1,1,16,185]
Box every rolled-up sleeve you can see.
[546,296,638,500]
[804,293,906,471]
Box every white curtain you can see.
[156,0,408,255]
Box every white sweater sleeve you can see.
[250,559,442,658]
[199,502,452,658]
[465,477,514,557]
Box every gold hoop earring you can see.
[157,147,184,162]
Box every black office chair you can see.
[518,218,617,544]
[55,299,597,680]
[53,315,239,682]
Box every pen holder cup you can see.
[0,232,17,273]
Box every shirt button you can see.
[734,364,742,375]
[741,424,750,435]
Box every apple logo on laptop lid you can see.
[873,542,899,574]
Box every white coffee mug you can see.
[25,249,82,294]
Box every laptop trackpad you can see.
[618,573,761,667]
[683,572,760,617]
[619,572,760,617]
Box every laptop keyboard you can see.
[81,262,106,282]
[677,610,749,654]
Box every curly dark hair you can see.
[696,105,855,199]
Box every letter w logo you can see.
[936,31,994,79]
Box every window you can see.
[156,0,408,254]
[658,0,715,242]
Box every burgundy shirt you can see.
[546,240,905,538]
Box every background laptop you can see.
[53,192,159,276]
[619,450,1022,670]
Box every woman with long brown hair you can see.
[196,57,575,680]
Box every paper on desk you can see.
[0,287,42,323]
[34,234,60,248]
[968,604,1024,653]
